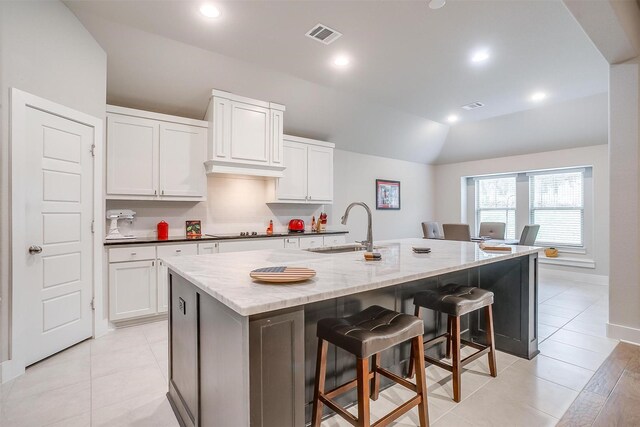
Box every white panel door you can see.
[159,122,207,198]
[109,260,157,321]
[307,145,334,203]
[230,101,270,163]
[276,142,308,201]
[106,114,158,196]
[22,107,94,365]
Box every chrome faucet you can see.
[341,202,374,252]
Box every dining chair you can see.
[422,221,443,239]
[478,222,506,240]
[518,224,540,245]
[442,224,471,242]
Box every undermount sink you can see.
[307,244,381,254]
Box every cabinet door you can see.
[299,236,322,249]
[159,123,207,198]
[157,260,168,314]
[230,101,270,164]
[307,145,333,203]
[270,109,284,166]
[276,141,308,201]
[218,239,285,253]
[283,237,299,249]
[198,242,219,254]
[211,96,231,160]
[109,260,157,321]
[107,114,158,196]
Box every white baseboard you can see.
[538,266,608,286]
[607,322,640,345]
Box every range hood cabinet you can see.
[205,90,285,178]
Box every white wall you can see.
[433,145,609,277]
[109,149,435,244]
[327,150,435,243]
[106,175,325,237]
[609,59,640,343]
[0,1,106,368]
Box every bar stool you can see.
[408,284,497,403]
[311,305,429,427]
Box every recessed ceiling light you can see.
[530,91,547,102]
[446,114,459,123]
[429,0,447,10]
[333,55,351,68]
[471,50,490,63]
[200,4,221,18]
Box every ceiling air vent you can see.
[306,23,342,45]
[461,101,485,111]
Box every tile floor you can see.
[0,276,615,426]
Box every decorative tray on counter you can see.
[250,266,316,284]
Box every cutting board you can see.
[250,266,316,283]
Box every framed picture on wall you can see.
[185,220,202,238]
[376,179,401,210]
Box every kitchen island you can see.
[162,238,540,427]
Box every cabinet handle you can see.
[131,252,137,256]
[154,190,157,195]
[152,261,155,267]
[176,249,182,253]
[162,190,165,195]
[308,196,312,200]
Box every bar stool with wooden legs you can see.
[311,305,429,427]
[408,284,497,403]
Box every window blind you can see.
[475,176,516,239]
[529,170,584,246]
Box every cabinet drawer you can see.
[109,246,156,263]
[299,237,323,249]
[283,237,299,249]
[157,244,198,259]
[198,242,220,255]
[323,235,346,247]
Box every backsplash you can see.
[106,175,333,238]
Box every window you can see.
[529,170,584,247]
[475,176,516,239]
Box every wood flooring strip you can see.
[557,390,607,427]
[583,342,637,397]
[592,370,640,427]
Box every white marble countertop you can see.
[161,238,541,316]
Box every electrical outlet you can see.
[178,297,186,315]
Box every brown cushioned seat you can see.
[317,305,424,358]
[413,284,494,317]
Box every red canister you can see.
[157,221,169,240]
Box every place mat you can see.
[250,266,316,283]
[412,247,431,254]
[479,243,512,252]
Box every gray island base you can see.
[161,238,540,427]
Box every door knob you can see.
[28,245,42,255]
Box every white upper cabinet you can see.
[307,145,333,203]
[273,135,334,204]
[106,106,207,201]
[107,114,158,196]
[159,122,207,198]
[277,141,308,201]
[205,90,286,177]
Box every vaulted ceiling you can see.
[65,0,609,164]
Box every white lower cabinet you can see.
[198,242,220,254]
[109,260,158,321]
[108,234,346,322]
[218,238,285,253]
[156,244,197,313]
[299,236,323,249]
[323,235,347,247]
